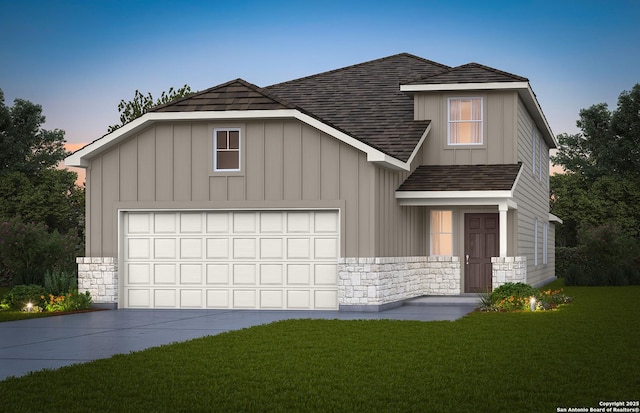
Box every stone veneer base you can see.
[491,256,527,289]
[338,256,461,309]
[76,257,118,305]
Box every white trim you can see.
[543,222,548,265]
[396,190,512,199]
[65,109,418,171]
[447,97,483,145]
[405,123,431,166]
[213,128,241,172]
[534,217,539,266]
[549,213,563,224]
[397,196,518,208]
[400,81,530,92]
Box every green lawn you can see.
[1,281,638,412]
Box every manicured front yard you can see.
[1,281,638,412]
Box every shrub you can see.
[2,284,47,310]
[490,282,539,312]
[0,217,82,286]
[45,290,92,312]
[44,270,78,296]
[555,247,584,278]
[564,264,582,286]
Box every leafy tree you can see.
[552,84,640,179]
[108,84,192,133]
[551,83,640,246]
[0,89,68,176]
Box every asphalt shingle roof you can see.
[397,164,522,191]
[406,62,528,85]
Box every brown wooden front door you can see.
[464,213,499,293]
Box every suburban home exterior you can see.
[65,53,561,311]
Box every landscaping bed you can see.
[0,280,638,412]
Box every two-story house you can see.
[65,53,560,311]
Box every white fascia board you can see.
[510,163,524,192]
[64,109,411,171]
[549,213,563,224]
[523,86,557,148]
[400,82,529,92]
[396,190,512,199]
[397,196,516,207]
[405,123,431,167]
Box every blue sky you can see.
[1,0,639,145]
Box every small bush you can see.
[479,282,572,312]
[44,270,78,296]
[2,284,47,310]
[44,290,92,312]
[564,264,582,286]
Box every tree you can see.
[107,85,192,133]
[0,89,68,176]
[551,84,640,179]
[550,84,640,246]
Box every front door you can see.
[464,213,499,293]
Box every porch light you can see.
[529,297,536,312]
[26,302,33,312]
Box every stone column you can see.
[491,256,527,289]
[76,257,118,309]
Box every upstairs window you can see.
[448,97,483,145]
[430,210,453,255]
[214,128,241,172]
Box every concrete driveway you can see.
[0,298,477,381]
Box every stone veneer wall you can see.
[491,256,527,288]
[76,257,118,307]
[338,256,461,309]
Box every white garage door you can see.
[122,210,339,309]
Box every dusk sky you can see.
[1,0,639,149]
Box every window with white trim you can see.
[430,210,453,255]
[448,97,483,145]
[543,222,548,264]
[534,217,539,266]
[213,128,241,171]
[539,135,544,182]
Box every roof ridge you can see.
[266,52,450,89]
[456,62,529,82]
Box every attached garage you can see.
[122,210,340,310]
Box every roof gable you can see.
[407,62,528,85]
[150,79,294,112]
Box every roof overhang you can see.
[549,213,563,224]
[399,81,557,149]
[65,109,420,171]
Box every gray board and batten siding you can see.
[86,119,425,260]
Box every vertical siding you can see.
[415,91,518,166]
[87,119,379,259]
[514,98,554,285]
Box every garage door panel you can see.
[260,212,283,232]
[180,264,203,284]
[260,264,283,284]
[180,289,202,308]
[127,238,150,259]
[128,289,150,307]
[288,290,311,309]
[154,213,176,233]
[124,211,338,310]
[287,264,310,285]
[287,238,310,258]
[154,239,176,259]
[155,289,176,307]
[207,264,229,284]
[180,213,202,233]
[234,238,256,259]
[207,289,229,308]
[128,264,150,284]
[206,238,229,259]
[233,290,257,308]
[233,264,256,284]
[180,238,202,259]
[260,290,284,308]
[155,264,177,284]
[315,264,338,285]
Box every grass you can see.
[1,280,638,412]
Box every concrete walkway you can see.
[0,299,478,381]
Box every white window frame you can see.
[447,97,483,145]
[539,135,544,182]
[534,217,539,266]
[213,128,241,172]
[430,210,453,256]
[543,222,548,265]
